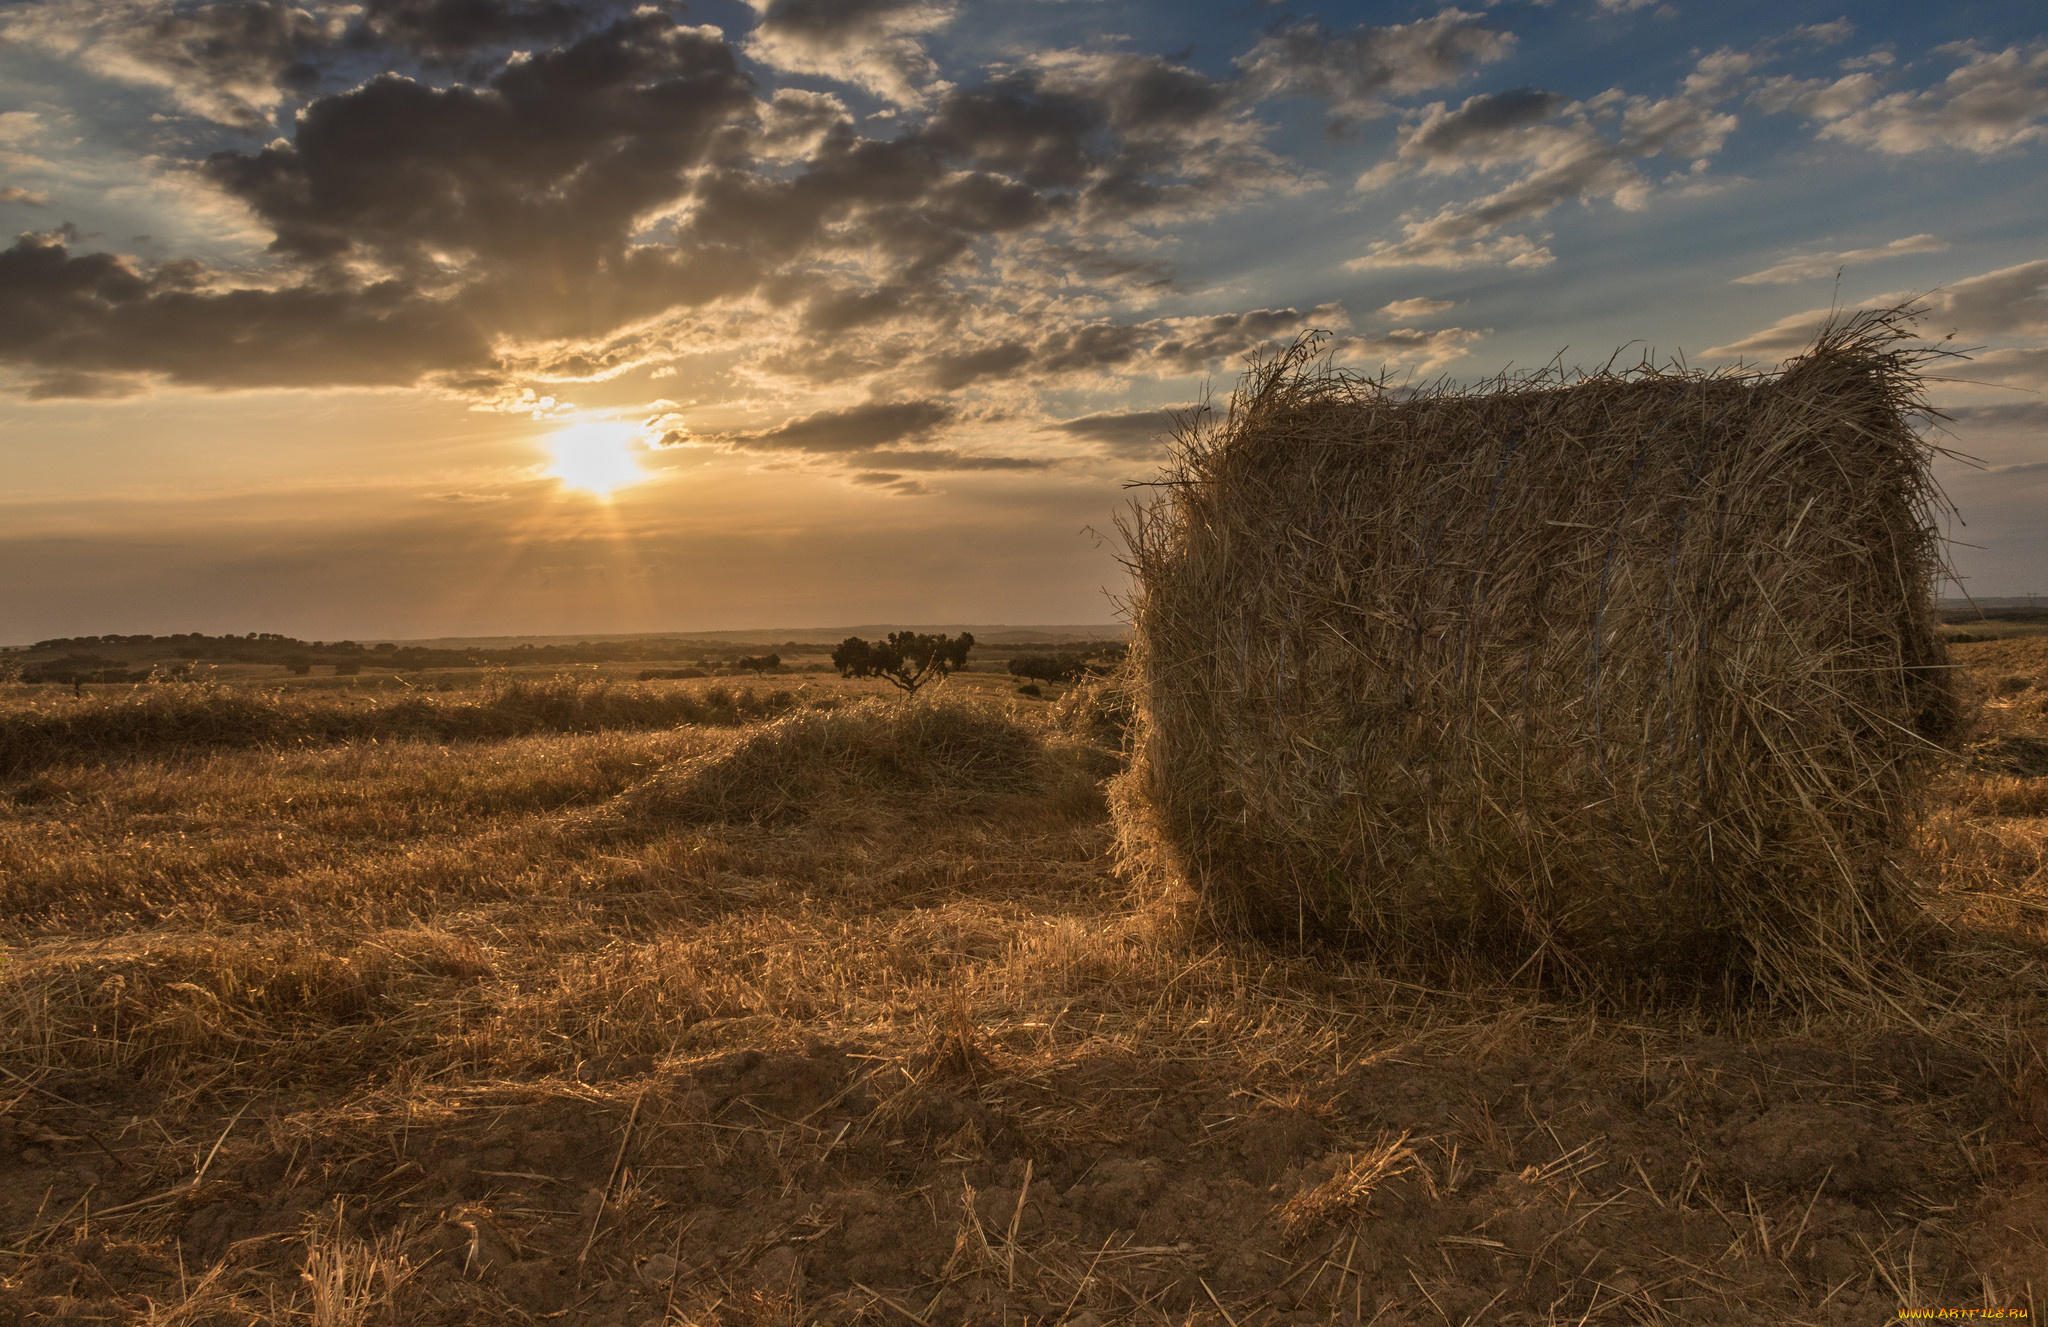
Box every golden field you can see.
[0,653,2043,1326]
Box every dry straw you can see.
[1114,307,1959,1006]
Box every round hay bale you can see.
[1114,309,1956,1003]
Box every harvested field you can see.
[0,663,2043,1325]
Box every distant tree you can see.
[1008,645,1126,683]
[832,631,974,695]
[736,653,781,676]
[1008,653,1087,684]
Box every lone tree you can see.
[832,631,974,695]
[735,653,781,676]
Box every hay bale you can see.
[1114,308,1956,1002]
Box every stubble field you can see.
[0,652,2044,1326]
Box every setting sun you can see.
[546,420,647,496]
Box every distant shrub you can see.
[333,661,362,676]
[1017,683,1043,698]
[639,668,708,680]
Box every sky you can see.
[0,0,2044,641]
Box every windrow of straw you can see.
[1114,309,1957,1005]
[0,675,796,776]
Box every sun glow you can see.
[546,420,648,495]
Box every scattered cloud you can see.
[1334,326,1486,374]
[1945,402,2048,429]
[1702,258,2048,361]
[1964,346,2048,390]
[1378,297,1458,318]
[1236,9,1515,125]
[1350,74,1735,269]
[744,0,956,107]
[0,0,347,127]
[1346,232,1553,271]
[848,471,931,495]
[1759,41,2048,156]
[696,399,957,454]
[1046,405,1199,458]
[21,369,150,400]
[1733,233,1948,284]
[0,187,51,206]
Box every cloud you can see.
[907,305,1342,391]
[1046,405,1199,458]
[0,0,631,131]
[744,0,956,107]
[1237,10,1515,125]
[1346,232,1553,271]
[1964,346,2048,390]
[1945,402,2048,429]
[20,369,150,400]
[706,399,956,454]
[0,187,52,206]
[1935,259,2048,338]
[1378,297,1457,319]
[670,397,1052,484]
[1702,258,2048,361]
[848,471,930,495]
[1333,326,1485,374]
[207,16,756,273]
[1349,77,1735,269]
[0,233,493,388]
[1733,233,1949,284]
[356,0,617,64]
[1760,42,2048,156]
[855,448,1050,472]
[0,0,348,128]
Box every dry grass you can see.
[0,652,2042,1325]
[0,673,799,777]
[1116,310,1955,1008]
